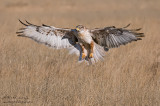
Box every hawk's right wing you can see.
[16,20,78,49]
[90,24,144,48]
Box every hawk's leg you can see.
[89,41,94,58]
[80,44,86,59]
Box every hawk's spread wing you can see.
[90,24,144,48]
[16,20,77,49]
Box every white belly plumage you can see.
[78,31,92,44]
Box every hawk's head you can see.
[76,25,86,32]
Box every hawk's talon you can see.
[82,53,86,59]
[89,53,93,58]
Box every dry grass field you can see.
[0,0,160,106]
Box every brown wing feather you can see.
[90,25,144,48]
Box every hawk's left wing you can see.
[16,20,78,49]
[90,24,144,48]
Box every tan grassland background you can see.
[0,0,160,106]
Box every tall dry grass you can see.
[0,0,160,106]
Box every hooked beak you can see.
[76,28,80,31]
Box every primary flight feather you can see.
[16,20,144,64]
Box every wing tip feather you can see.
[123,23,131,28]
[19,19,28,26]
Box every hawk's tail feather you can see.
[88,43,106,64]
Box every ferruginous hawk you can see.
[16,20,144,64]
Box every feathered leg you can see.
[89,41,94,58]
[80,44,86,59]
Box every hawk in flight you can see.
[16,20,144,64]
